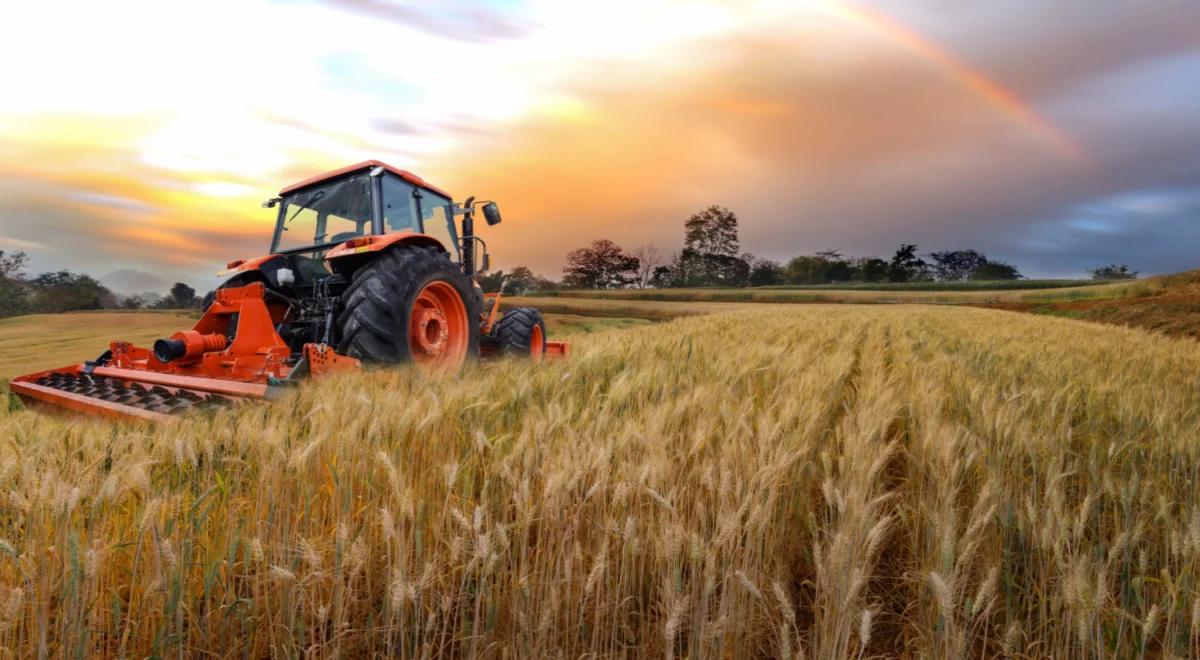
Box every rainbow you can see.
[828,1,1084,161]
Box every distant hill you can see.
[100,269,168,297]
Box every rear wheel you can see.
[337,245,479,370]
[491,307,547,360]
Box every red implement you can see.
[9,283,354,421]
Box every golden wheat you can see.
[1,305,1199,658]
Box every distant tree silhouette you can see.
[747,256,785,286]
[563,240,640,289]
[157,282,198,309]
[1091,264,1138,280]
[889,244,930,282]
[970,261,1022,280]
[930,250,989,281]
[676,206,748,286]
[30,271,114,312]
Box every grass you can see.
[3,304,1200,656]
[541,313,651,335]
[0,311,195,381]
[506,296,775,321]
[755,278,1098,291]
[527,278,1154,305]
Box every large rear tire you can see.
[337,245,480,370]
[490,307,547,360]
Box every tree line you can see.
[1,210,1145,317]
[538,205,1140,290]
[0,250,205,318]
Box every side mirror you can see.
[482,202,502,226]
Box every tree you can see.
[784,255,829,285]
[0,250,30,317]
[930,250,989,281]
[677,206,747,286]
[650,264,676,288]
[157,282,198,309]
[0,250,28,279]
[970,261,1022,280]
[477,270,506,294]
[781,251,865,285]
[747,257,785,286]
[853,257,890,283]
[816,250,854,282]
[478,268,549,295]
[631,245,663,288]
[1091,264,1138,280]
[684,206,739,259]
[120,295,146,309]
[30,271,113,313]
[0,278,28,317]
[562,239,640,289]
[889,244,929,282]
[503,266,556,295]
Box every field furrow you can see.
[1,305,1199,658]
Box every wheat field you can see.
[2,305,1200,658]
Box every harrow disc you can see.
[30,372,234,415]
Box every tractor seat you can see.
[290,254,331,283]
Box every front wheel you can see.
[337,245,480,371]
[490,307,547,360]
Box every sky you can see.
[1,0,1198,291]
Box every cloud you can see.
[421,2,1200,277]
[0,237,50,251]
[317,0,531,41]
[371,118,423,136]
[0,0,1197,283]
[99,269,171,296]
[67,192,159,216]
[1009,187,1200,277]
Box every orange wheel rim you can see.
[530,324,544,361]
[409,281,469,371]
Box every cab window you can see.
[419,192,459,259]
[381,176,419,232]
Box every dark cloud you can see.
[319,0,530,42]
[1004,187,1200,277]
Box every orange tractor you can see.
[11,161,566,421]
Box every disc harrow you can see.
[30,372,233,415]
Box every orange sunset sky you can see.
[1,0,1198,292]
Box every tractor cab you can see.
[265,161,497,278]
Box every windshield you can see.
[273,174,373,253]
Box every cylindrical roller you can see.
[153,331,228,363]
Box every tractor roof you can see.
[279,160,453,199]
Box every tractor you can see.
[10,161,566,421]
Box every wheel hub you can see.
[408,279,469,371]
[412,307,449,356]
